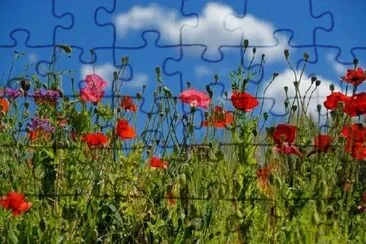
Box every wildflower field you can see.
[1,43,366,243]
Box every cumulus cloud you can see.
[326,53,346,75]
[260,69,342,116]
[80,63,149,89]
[125,73,149,88]
[114,3,288,61]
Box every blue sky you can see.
[0,0,365,133]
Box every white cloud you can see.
[260,69,342,116]
[326,53,346,75]
[124,73,149,88]
[114,3,288,61]
[195,65,211,78]
[80,63,116,87]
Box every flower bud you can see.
[243,39,249,48]
[284,100,289,108]
[291,105,297,112]
[329,84,335,92]
[303,52,309,60]
[284,86,288,93]
[136,92,142,100]
[293,81,299,88]
[261,54,265,60]
[252,47,256,54]
[353,58,359,67]
[119,57,128,66]
[186,81,191,88]
[311,76,317,83]
[21,79,30,92]
[284,49,290,59]
[263,112,268,120]
[214,74,219,83]
[273,72,279,78]
[315,80,321,86]
[155,67,161,76]
[317,104,322,113]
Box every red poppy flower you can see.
[81,132,108,147]
[323,92,349,110]
[341,67,366,86]
[341,124,366,160]
[341,124,366,143]
[343,92,366,117]
[272,124,302,156]
[149,156,168,169]
[344,140,366,160]
[120,96,137,112]
[179,88,211,109]
[202,106,234,128]
[273,124,296,145]
[0,191,32,216]
[314,134,333,152]
[0,98,9,113]
[231,91,259,112]
[116,119,136,140]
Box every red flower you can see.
[273,124,296,145]
[0,98,9,113]
[81,132,108,148]
[150,156,168,169]
[341,124,366,160]
[116,119,136,140]
[80,74,107,103]
[314,134,333,152]
[341,67,366,86]
[179,88,211,109]
[323,92,349,110]
[231,91,259,112]
[202,106,234,128]
[272,124,302,156]
[0,191,32,216]
[343,92,366,117]
[341,124,366,143]
[120,96,137,112]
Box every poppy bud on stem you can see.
[243,39,249,49]
[284,49,290,59]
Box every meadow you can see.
[1,43,366,243]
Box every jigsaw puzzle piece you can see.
[0,0,70,47]
[53,0,115,63]
[97,0,195,48]
[312,0,366,63]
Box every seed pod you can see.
[21,79,30,92]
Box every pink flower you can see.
[80,74,107,103]
[179,88,210,109]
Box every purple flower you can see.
[29,117,55,132]
[32,88,61,105]
[0,88,23,99]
